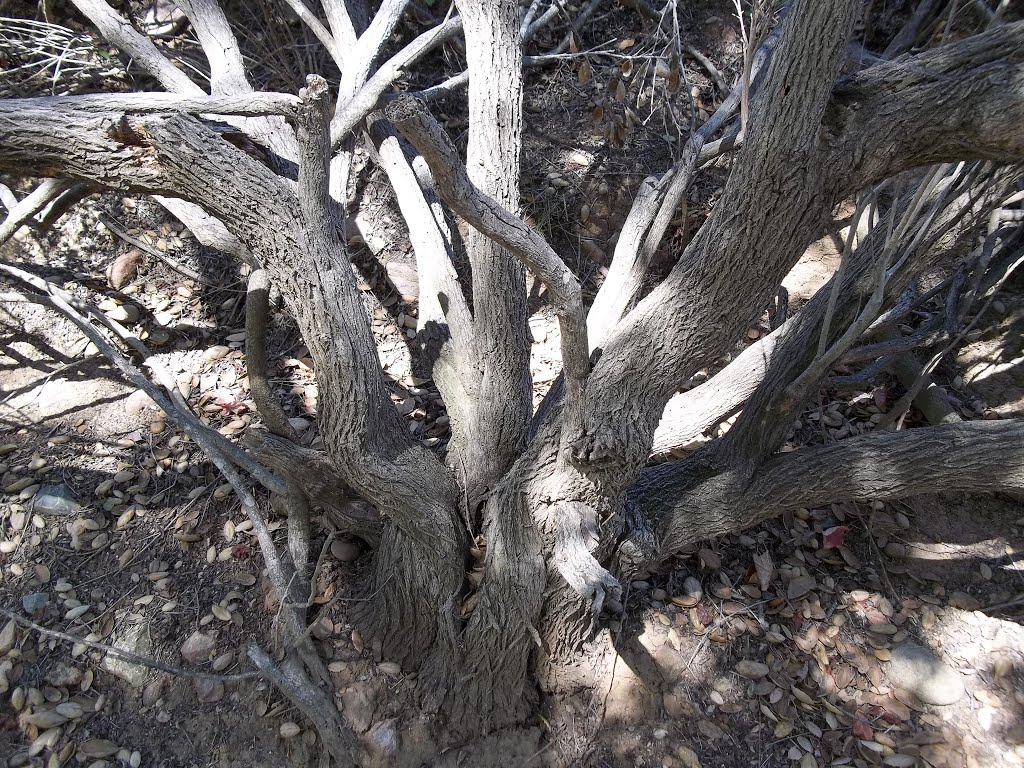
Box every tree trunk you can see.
[2,2,1024,757]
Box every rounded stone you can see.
[884,643,965,705]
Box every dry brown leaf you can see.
[106,249,143,289]
[753,551,774,591]
[578,60,591,85]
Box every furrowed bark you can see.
[292,77,465,668]
[245,269,300,442]
[386,96,590,432]
[639,420,1024,555]
[571,0,862,488]
[574,11,1024,498]
[433,434,549,735]
[69,0,296,243]
[0,91,300,117]
[386,93,608,732]
[830,22,1024,193]
[452,0,532,510]
[627,165,1022,571]
[241,430,382,543]
[0,97,464,674]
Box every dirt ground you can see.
[3,2,1024,768]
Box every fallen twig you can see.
[0,605,259,683]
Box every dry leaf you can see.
[788,575,816,600]
[753,551,774,591]
[822,526,849,549]
[578,60,592,85]
[106,249,143,289]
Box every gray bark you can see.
[3,2,1024,747]
[453,0,533,511]
[635,420,1024,558]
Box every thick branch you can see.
[643,420,1024,555]
[176,0,251,95]
[245,269,301,442]
[0,178,76,244]
[386,96,590,397]
[344,0,410,97]
[829,22,1024,193]
[0,92,300,117]
[650,327,782,456]
[572,0,861,482]
[241,430,382,543]
[281,0,341,64]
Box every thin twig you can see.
[0,605,259,682]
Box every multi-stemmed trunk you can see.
[2,0,1024,760]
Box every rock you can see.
[280,722,301,739]
[179,630,216,664]
[124,389,158,417]
[697,719,725,740]
[947,591,982,611]
[78,739,120,758]
[107,250,144,289]
[663,691,695,719]
[342,680,378,733]
[787,575,817,600]
[883,542,907,559]
[385,260,418,299]
[288,417,311,432]
[193,678,224,703]
[885,643,965,705]
[675,744,702,768]
[22,592,49,615]
[735,660,770,679]
[106,304,140,324]
[45,662,83,688]
[142,678,164,707]
[671,577,703,607]
[366,719,400,757]
[103,622,152,687]
[33,484,81,516]
[0,618,16,654]
[331,539,361,563]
